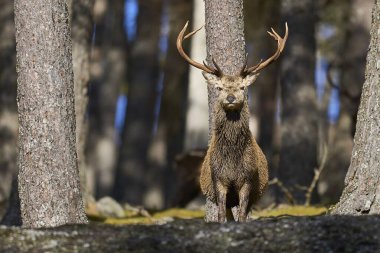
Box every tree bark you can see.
[15,0,87,228]
[204,0,246,222]
[72,0,94,203]
[332,0,380,215]
[86,0,127,197]
[113,0,163,205]
[278,0,318,203]
[0,0,17,208]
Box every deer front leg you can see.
[216,181,227,223]
[238,183,251,222]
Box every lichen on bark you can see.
[15,0,87,227]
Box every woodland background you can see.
[0,0,374,218]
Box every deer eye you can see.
[216,87,223,91]
[240,86,245,90]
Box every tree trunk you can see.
[148,0,193,208]
[278,0,318,203]
[0,0,17,209]
[204,0,246,222]
[184,0,209,151]
[113,0,163,205]
[332,0,380,215]
[86,0,127,197]
[15,0,87,228]
[72,0,94,203]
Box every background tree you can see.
[148,0,193,207]
[72,0,94,202]
[203,0,246,222]
[0,0,17,214]
[86,0,127,197]
[332,0,380,215]
[113,0,163,207]
[317,0,372,204]
[15,0,87,227]
[278,0,318,203]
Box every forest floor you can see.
[0,206,379,252]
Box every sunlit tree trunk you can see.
[332,0,380,215]
[113,0,163,205]
[278,0,318,203]
[15,0,87,228]
[184,0,209,151]
[204,0,246,222]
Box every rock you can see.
[0,216,380,252]
[96,197,125,218]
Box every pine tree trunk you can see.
[278,0,318,203]
[86,0,127,197]
[15,0,87,228]
[332,0,380,215]
[184,0,209,150]
[0,0,17,208]
[72,0,94,203]
[204,0,246,222]
[113,0,163,205]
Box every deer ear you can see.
[202,72,220,85]
[243,73,259,86]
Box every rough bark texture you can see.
[278,0,318,203]
[87,0,127,197]
[149,0,192,208]
[0,0,17,207]
[1,216,380,252]
[113,0,163,206]
[72,0,94,203]
[332,0,380,215]
[204,0,246,222]
[15,0,87,228]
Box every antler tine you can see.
[246,22,288,74]
[240,53,248,76]
[177,21,217,74]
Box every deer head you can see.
[177,21,288,111]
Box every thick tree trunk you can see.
[278,0,318,203]
[72,0,94,203]
[149,0,192,208]
[113,0,163,205]
[332,0,380,215]
[86,0,127,197]
[204,0,246,222]
[0,0,17,208]
[15,0,87,228]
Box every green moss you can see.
[251,205,327,218]
[152,208,204,219]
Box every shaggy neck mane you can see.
[213,102,251,146]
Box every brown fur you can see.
[200,74,268,222]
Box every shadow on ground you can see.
[0,215,379,252]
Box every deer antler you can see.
[177,21,221,76]
[242,22,288,76]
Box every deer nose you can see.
[227,95,235,103]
